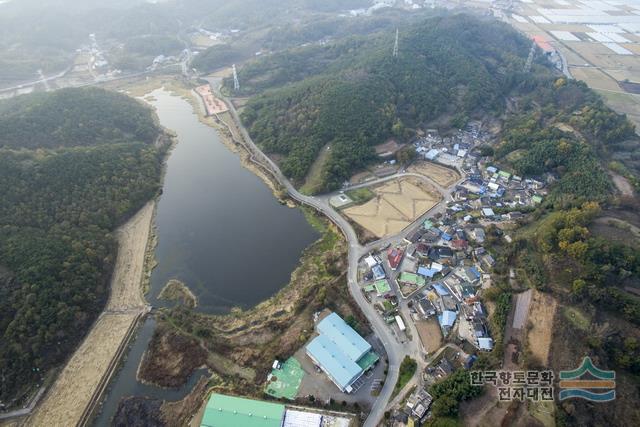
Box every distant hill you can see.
[232,14,531,191]
[0,87,159,149]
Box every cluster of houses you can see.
[358,208,496,351]
[453,164,547,216]
[403,217,495,351]
[414,123,488,169]
[357,160,543,353]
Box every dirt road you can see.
[26,202,154,426]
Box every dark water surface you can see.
[92,88,318,425]
[146,88,318,312]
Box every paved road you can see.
[215,83,462,426]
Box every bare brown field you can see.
[563,48,590,66]
[415,319,443,354]
[408,161,460,188]
[607,66,640,83]
[541,24,592,32]
[342,178,441,238]
[526,290,557,367]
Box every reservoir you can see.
[93,87,318,425]
[147,87,318,312]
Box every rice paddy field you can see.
[507,0,640,127]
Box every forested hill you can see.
[232,14,531,191]
[0,87,159,149]
[0,88,163,407]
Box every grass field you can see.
[346,187,375,204]
[393,356,417,398]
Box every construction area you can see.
[342,178,441,238]
[195,84,228,116]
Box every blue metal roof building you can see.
[306,334,362,392]
[317,313,371,362]
[306,312,373,392]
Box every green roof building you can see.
[374,279,391,296]
[498,170,511,180]
[398,272,425,287]
[201,393,285,427]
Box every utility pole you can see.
[232,64,240,91]
[393,28,399,58]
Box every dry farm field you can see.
[526,290,557,367]
[342,178,441,238]
[408,161,461,188]
[415,319,443,354]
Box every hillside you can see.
[0,88,164,407]
[233,14,531,191]
[0,87,159,149]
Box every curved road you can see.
[215,82,460,426]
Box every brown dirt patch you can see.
[408,161,460,187]
[415,319,443,354]
[525,290,557,368]
[611,173,634,196]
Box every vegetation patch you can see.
[159,279,198,309]
[234,14,531,191]
[346,187,376,205]
[562,306,591,331]
[393,356,417,397]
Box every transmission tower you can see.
[524,40,536,73]
[232,64,240,91]
[393,28,399,58]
